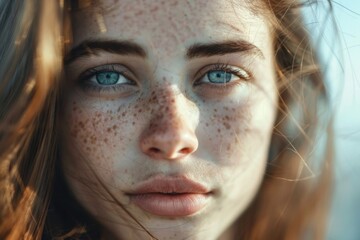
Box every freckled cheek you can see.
[61,102,139,173]
[201,107,247,163]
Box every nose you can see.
[139,88,198,160]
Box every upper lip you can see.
[127,175,210,194]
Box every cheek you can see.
[200,102,249,165]
[202,96,275,166]
[62,100,141,177]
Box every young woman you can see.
[0,0,332,239]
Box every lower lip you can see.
[129,193,209,217]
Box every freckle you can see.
[107,127,111,133]
[112,125,117,130]
[205,123,209,127]
[224,107,229,111]
[134,113,137,117]
[83,138,87,143]
[122,112,127,117]
[132,122,135,125]
[138,109,142,113]
[86,147,91,152]
[135,10,143,16]
[223,122,231,130]
[214,109,217,112]
[104,138,108,143]
[150,6,159,12]
[117,106,122,112]
[217,128,221,133]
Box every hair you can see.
[0,0,333,239]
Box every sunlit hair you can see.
[237,0,333,239]
[0,0,63,238]
[0,0,332,239]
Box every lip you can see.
[127,175,211,217]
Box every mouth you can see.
[127,175,212,217]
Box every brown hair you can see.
[237,1,333,239]
[0,0,332,239]
[0,0,63,238]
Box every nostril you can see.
[179,147,192,154]
[149,147,161,154]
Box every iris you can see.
[207,70,232,83]
[96,72,119,85]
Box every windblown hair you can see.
[237,0,333,239]
[0,0,332,239]
[0,0,63,238]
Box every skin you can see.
[61,0,278,239]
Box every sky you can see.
[303,1,360,239]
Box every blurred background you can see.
[303,1,360,239]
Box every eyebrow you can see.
[186,40,264,59]
[64,40,147,64]
[65,39,263,64]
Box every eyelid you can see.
[78,63,137,84]
[193,63,251,85]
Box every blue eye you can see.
[207,70,232,83]
[78,64,135,87]
[77,64,138,95]
[196,64,249,86]
[96,72,120,85]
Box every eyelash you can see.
[77,63,251,94]
[78,64,135,92]
[194,63,251,86]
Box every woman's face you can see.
[61,0,277,239]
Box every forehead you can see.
[71,0,269,46]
